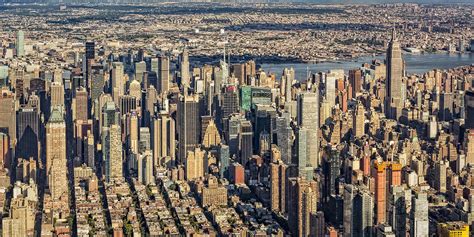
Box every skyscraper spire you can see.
[391,27,397,42]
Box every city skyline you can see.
[0,2,473,237]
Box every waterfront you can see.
[260,52,474,80]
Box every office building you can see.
[297,92,320,168]
[73,87,88,121]
[85,41,95,60]
[410,192,429,237]
[16,30,24,57]
[465,90,474,129]
[0,89,16,146]
[158,56,170,94]
[16,107,39,160]
[288,177,317,237]
[50,82,65,110]
[138,150,154,185]
[385,29,405,120]
[240,120,253,166]
[177,94,200,163]
[152,113,176,167]
[202,119,221,148]
[353,102,365,138]
[46,108,68,203]
[111,62,125,105]
[185,147,205,180]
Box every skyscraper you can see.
[410,192,429,237]
[135,61,146,82]
[202,119,221,148]
[324,147,341,200]
[288,177,317,237]
[373,162,387,224]
[85,41,95,60]
[353,188,374,237]
[138,150,154,185]
[101,101,120,129]
[282,68,295,103]
[349,69,362,97]
[158,56,170,94]
[103,124,122,182]
[180,48,190,87]
[16,107,39,160]
[111,62,125,105]
[270,159,287,213]
[0,133,9,169]
[90,66,105,103]
[16,30,24,57]
[50,82,65,110]
[353,102,365,138]
[297,92,320,168]
[464,90,474,129]
[343,184,355,237]
[218,144,230,178]
[46,108,67,203]
[240,120,253,166]
[0,89,16,147]
[389,186,408,237]
[276,115,293,165]
[73,87,88,122]
[385,29,405,120]
[152,113,176,167]
[139,127,151,153]
[177,94,200,163]
[185,147,205,180]
[129,113,139,155]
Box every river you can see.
[260,52,473,80]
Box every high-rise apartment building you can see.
[103,124,122,182]
[180,48,190,87]
[373,162,387,224]
[270,160,287,213]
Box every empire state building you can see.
[385,29,405,120]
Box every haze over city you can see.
[0,0,473,237]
